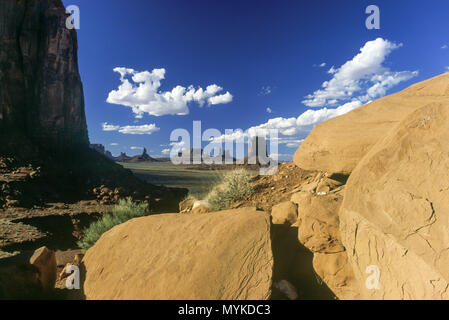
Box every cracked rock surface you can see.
[83,207,273,300]
[340,103,449,299]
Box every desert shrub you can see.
[206,169,255,211]
[77,198,148,252]
[187,170,225,200]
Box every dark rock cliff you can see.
[0,0,187,214]
[0,0,88,153]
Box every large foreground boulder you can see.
[294,72,449,174]
[340,103,449,299]
[83,208,273,300]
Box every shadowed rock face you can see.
[0,0,88,152]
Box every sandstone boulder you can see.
[296,192,345,254]
[340,103,449,299]
[294,190,358,299]
[29,247,57,291]
[313,252,359,300]
[83,207,273,300]
[271,201,298,225]
[294,72,449,174]
[290,191,309,205]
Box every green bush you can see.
[207,169,255,211]
[77,198,149,252]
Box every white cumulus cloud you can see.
[250,100,363,138]
[102,123,120,131]
[303,38,418,108]
[208,91,233,105]
[102,123,160,135]
[107,68,233,117]
[212,100,363,146]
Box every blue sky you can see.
[63,0,449,159]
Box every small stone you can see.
[271,201,298,225]
[29,247,57,291]
[29,171,38,179]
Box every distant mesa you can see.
[177,148,237,164]
[127,148,160,163]
[90,145,161,163]
[177,137,269,166]
[91,137,271,165]
[115,152,132,162]
[111,148,160,163]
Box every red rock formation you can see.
[127,148,159,163]
[0,0,88,153]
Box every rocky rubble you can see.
[92,186,123,205]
